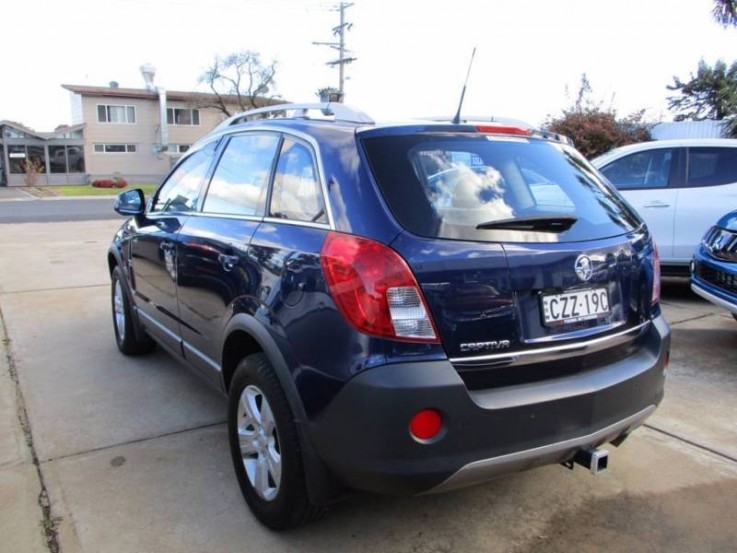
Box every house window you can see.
[166,108,200,126]
[94,144,137,153]
[97,104,136,124]
[166,144,191,154]
[3,128,35,139]
[8,145,45,174]
[49,145,85,173]
[8,145,27,174]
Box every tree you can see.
[546,74,652,159]
[713,0,737,27]
[198,50,278,117]
[667,59,737,136]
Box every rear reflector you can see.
[652,243,661,306]
[320,232,439,342]
[476,125,531,136]
[409,409,443,441]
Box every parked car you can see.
[108,103,670,530]
[591,139,737,275]
[691,209,737,320]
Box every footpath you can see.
[0,313,50,552]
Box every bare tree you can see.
[713,0,737,27]
[198,50,278,117]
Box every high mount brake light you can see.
[476,125,532,136]
[652,243,661,306]
[320,232,439,343]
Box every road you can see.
[0,197,118,223]
[0,220,736,553]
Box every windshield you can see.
[361,133,641,243]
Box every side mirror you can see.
[114,189,145,216]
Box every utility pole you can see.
[313,2,356,102]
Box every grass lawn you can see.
[39,184,160,197]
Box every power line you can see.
[312,2,356,102]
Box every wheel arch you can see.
[108,247,122,275]
[221,313,306,421]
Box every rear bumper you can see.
[308,315,670,495]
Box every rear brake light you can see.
[320,232,439,342]
[476,125,531,136]
[652,243,661,306]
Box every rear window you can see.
[362,133,641,242]
[688,147,737,187]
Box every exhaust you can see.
[562,447,609,475]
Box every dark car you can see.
[691,210,737,320]
[108,103,670,530]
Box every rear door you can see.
[673,146,737,262]
[598,147,680,261]
[176,132,281,383]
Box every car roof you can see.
[194,102,573,148]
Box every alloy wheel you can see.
[237,385,282,501]
[113,280,126,342]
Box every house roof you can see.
[61,84,284,107]
[0,120,85,140]
[0,120,40,137]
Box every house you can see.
[651,120,727,140]
[0,121,85,186]
[0,65,281,187]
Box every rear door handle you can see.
[643,201,670,208]
[160,241,175,252]
[218,254,240,271]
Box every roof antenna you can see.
[452,47,477,125]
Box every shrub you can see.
[545,74,653,159]
[92,178,128,189]
[547,109,652,159]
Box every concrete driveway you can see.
[1,220,736,553]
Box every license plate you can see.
[541,288,610,326]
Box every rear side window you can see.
[362,134,640,242]
[203,133,280,216]
[269,139,326,223]
[151,141,217,213]
[599,149,674,190]
[688,147,737,187]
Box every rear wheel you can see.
[227,353,323,529]
[111,266,155,355]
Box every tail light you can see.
[320,232,439,342]
[652,243,661,306]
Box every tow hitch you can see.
[562,447,609,475]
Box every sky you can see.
[3,0,737,131]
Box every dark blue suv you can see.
[108,103,670,529]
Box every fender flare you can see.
[221,313,307,421]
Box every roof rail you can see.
[217,102,374,131]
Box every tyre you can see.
[228,353,324,530]
[111,266,155,355]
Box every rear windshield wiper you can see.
[476,215,578,232]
